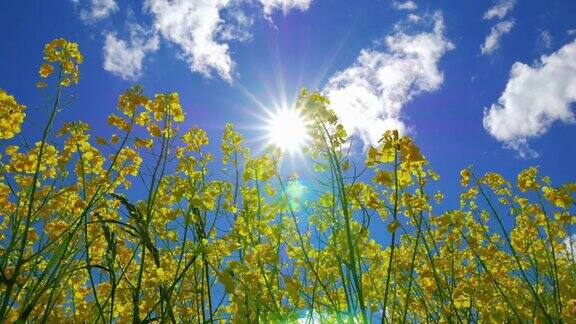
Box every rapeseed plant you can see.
[0,38,575,323]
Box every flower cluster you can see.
[0,38,574,323]
[0,89,26,139]
[37,38,83,87]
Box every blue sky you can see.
[1,0,575,207]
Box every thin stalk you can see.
[382,150,399,324]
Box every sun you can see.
[265,107,310,154]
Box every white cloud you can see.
[323,12,453,146]
[480,20,515,55]
[407,14,421,22]
[73,0,315,81]
[76,0,119,22]
[103,25,159,80]
[483,0,516,20]
[220,8,254,42]
[483,40,576,158]
[481,0,516,55]
[145,0,235,82]
[257,0,312,18]
[143,0,313,82]
[77,0,314,81]
[393,1,418,11]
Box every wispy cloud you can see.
[481,20,515,55]
[323,12,453,146]
[480,0,516,55]
[536,30,553,50]
[392,1,418,11]
[483,0,516,20]
[72,0,119,22]
[483,40,576,158]
[257,0,312,18]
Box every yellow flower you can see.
[387,220,400,233]
[107,114,131,132]
[60,77,71,87]
[373,170,393,187]
[39,38,82,88]
[434,191,444,204]
[5,145,19,155]
[517,167,539,191]
[147,123,162,137]
[182,127,208,151]
[134,137,153,149]
[366,147,380,167]
[218,270,236,294]
[542,186,573,209]
[95,136,106,145]
[453,294,471,309]
[149,92,184,122]
[0,89,27,139]
[156,267,171,285]
[134,111,151,125]
[460,168,471,187]
[565,299,576,317]
[39,63,54,78]
[118,85,150,117]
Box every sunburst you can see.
[264,106,310,154]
